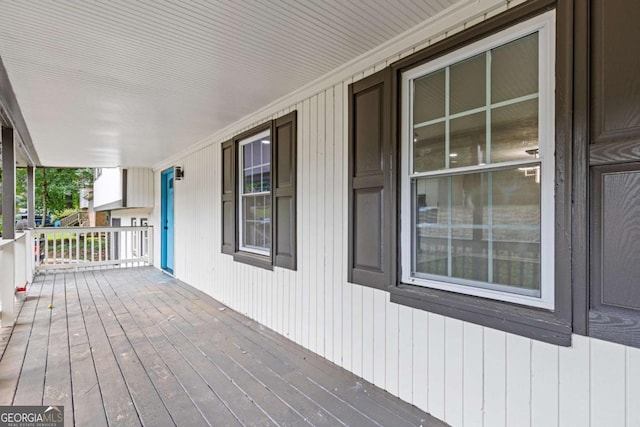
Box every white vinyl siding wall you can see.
[93,167,122,209]
[153,1,640,425]
[126,168,154,208]
[93,167,153,210]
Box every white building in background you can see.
[79,188,91,210]
[93,167,154,261]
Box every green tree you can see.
[16,168,93,223]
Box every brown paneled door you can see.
[588,0,640,348]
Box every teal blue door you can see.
[161,168,174,273]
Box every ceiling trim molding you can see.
[0,55,40,166]
[154,0,509,171]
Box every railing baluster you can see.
[149,228,153,266]
[45,233,49,266]
[121,229,123,265]
[117,229,120,266]
[35,233,40,267]
[141,229,145,265]
[53,232,57,265]
[61,232,65,264]
[33,226,152,271]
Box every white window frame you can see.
[400,11,555,309]
[238,129,272,256]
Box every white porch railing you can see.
[0,231,35,327]
[34,226,153,271]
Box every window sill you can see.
[390,283,572,346]
[232,251,273,271]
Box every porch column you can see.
[2,126,15,240]
[27,165,35,228]
[0,127,16,327]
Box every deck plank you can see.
[0,277,45,405]
[66,272,108,427]
[144,292,376,426]
[13,273,55,406]
[107,277,246,426]
[93,271,209,427]
[125,270,390,425]
[86,271,175,427]
[106,270,264,426]
[0,267,445,427]
[168,277,437,427]
[0,297,24,359]
[44,273,74,423]
[141,325,242,426]
[137,270,438,427]
[166,320,314,426]
[206,304,431,427]
[76,271,141,427]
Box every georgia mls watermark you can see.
[0,406,64,427]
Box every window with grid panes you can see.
[400,12,555,308]
[239,129,272,256]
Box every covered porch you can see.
[0,267,443,427]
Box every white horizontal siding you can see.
[153,1,640,426]
[111,208,152,224]
[93,168,122,209]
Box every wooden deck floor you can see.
[0,267,446,427]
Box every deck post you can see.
[2,126,15,240]
[27,165,35,228]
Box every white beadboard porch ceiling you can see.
[0,0,461,168]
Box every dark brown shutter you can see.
[221,138,236,254]
[590,163,640,347]
[348,68,392,289]
[586,1,640,348]
[272,111,297,270]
